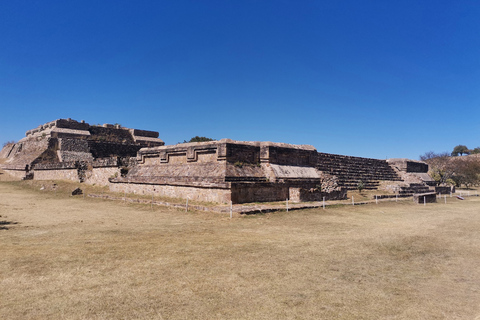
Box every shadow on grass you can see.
[0,220,18,230]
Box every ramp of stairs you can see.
[317,153,402,190]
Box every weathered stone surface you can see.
[0,118,164,182]
[387,158,429,173]
[0,118,435,205]
[114,140,337,204]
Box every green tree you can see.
[357,180,365,193]
[183,136,215,143]
[470,147,480,154]
[452,158,480,188]
[451,145,470,156]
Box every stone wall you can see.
[33,158,122,185]
[87,141,144,158]
[34,167,79,182]
[110,182,231,203]
[2,169,28,180]
[84,167,120,186]
[289,187,347,202]
[231,183,289,203]
[387,158,428,173]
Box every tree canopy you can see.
[420,151,455,186]
[451,145,470,156]
[183,136,215,143]
[471,147,480,154]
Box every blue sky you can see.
[1,0,479,159]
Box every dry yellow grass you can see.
[1,179,480,319]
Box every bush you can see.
[357,180,365,193]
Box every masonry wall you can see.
[110,182,231,203]
[34,168,79,182]
[2,169,27,180]
[289,187,347,202]
[85,167,120,186]
[231,183,289,203]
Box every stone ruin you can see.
[0,118,164,184]
[0,118,434,204]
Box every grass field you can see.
[1,179,480,319]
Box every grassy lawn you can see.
[1,180,480,319]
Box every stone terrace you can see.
[316,153,402,190]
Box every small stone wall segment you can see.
[129,129,160,139]
[225,163,265,181]
[59,138,90,153]
[84,167,120,186]
[110,182,231,203]
[2,169,27,180]
[316,153,402,190]
[293,187,347,202]
[261,144,317,166]
[270,164,319,179]
[435,186,455,194]
[33,158,121,185]
[34,168,79,182]
[50,128,91,139]
[387,158,429,173]
[87,141,144,158]
[231,183,289,203]
[122,161,228,187]
[413,192,437,203]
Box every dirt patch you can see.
[1,181,480,319]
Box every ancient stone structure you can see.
[1,118,434,204]
[0,119,164,185]
[110,140,340,203]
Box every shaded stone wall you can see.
[87,141,143,158]
[231,183,289,203]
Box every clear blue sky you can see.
[1,0,479,160]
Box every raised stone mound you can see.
[110,139,346,204]
[0,118,164,183]
[1,118,434,205]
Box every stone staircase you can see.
[398,183,432,196]
[317,153,403,190]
